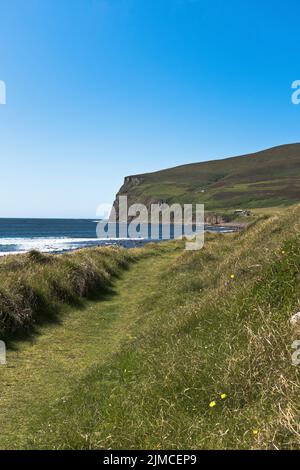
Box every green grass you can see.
[0,243,181,449]
[0,246,141,339]
[1,206,300,449]
[117,143,300,213]
[0,207,297,449]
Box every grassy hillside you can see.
[0,247,141,340]
[116,143,300,212]
[2,205,300,449]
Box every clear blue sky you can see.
[0,0,300,218]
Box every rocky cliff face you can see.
[112,175,145,220]
[123,175,144,185]
[204,214,231,224]
[113,175,144,208]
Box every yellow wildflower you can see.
[230,274,235,279]
[252,429,259,436]
[209,401,216,408]
[220,393,227,399]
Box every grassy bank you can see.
[1,206,300,449]
[0,244,181,449]
[18,206,300,450]
[0,247,142,340]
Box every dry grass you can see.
[0,246,141,339]
[20,205,300,449]
[0,242,181,449]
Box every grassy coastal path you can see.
[1,208,300,450]
[0,247,179,450]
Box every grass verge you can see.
[18,205,300,450]
[0,246,141,340]
[0,243,181,449]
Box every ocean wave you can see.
[0,237,146,255]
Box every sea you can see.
[0,218,236,256]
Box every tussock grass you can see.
[0,247,141,339]
[0,245,179,450]
[28,205,300,450]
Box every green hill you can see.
[115,143,300,212]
